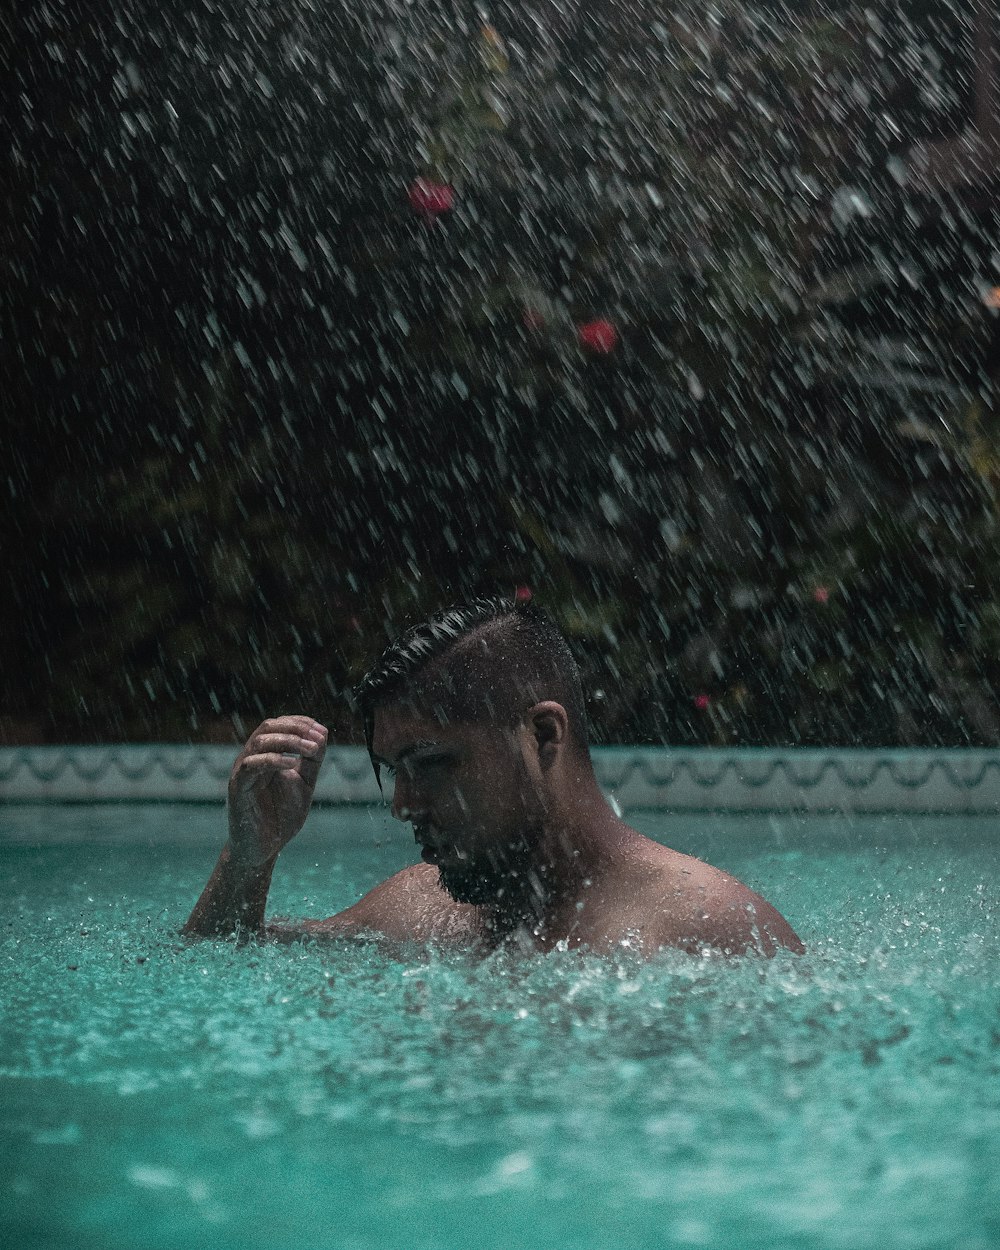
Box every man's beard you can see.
[436,824,545,910]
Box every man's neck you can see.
[480,785,624,944]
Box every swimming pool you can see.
[1,803,997,1250]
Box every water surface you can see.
[1,805,997,1250]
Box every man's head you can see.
[356,597,591,906]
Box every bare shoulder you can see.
[629,837,805,957]
[298,863,481,945]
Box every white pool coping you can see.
[1,745,999,812]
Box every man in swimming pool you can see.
[183,597,804,957]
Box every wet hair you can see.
[356,597,589,777]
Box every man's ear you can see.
[525,701,569,770]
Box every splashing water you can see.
[1,804,997,1249]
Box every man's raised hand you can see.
[227,716,327,869]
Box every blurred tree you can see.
[5,0,999,744]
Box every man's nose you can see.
[390,775,426,823]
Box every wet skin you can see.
[183,708,805,957]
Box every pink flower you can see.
[813,586,830,604]
[693,694,711,711]
[408,178,454,219]
[577,318,619,355]
[514,585,533,603]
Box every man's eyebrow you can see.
[373,740,443,767]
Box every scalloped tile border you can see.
[1,745,999,811]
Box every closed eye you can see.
[376,752,454,780]
[402,754,453,779]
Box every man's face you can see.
[371,702,546,905]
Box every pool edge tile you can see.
[2,746,999,812]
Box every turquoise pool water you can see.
[0,804,997,1250]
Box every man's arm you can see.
[646,858,805,957]
[692,887,805,956]
[182,842,280,937]
[182,716,327,938]
[265,864,481,946]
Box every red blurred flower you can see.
[408,178,454,219]
[514,585,533,603]
[577,318,619,354]
[812,586,830,604]
[693,694,711,710]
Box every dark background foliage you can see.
[4,0,999,746]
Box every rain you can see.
[6,0,998,746]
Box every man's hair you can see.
[356,597,589,776]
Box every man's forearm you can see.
[181,842,278,937]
